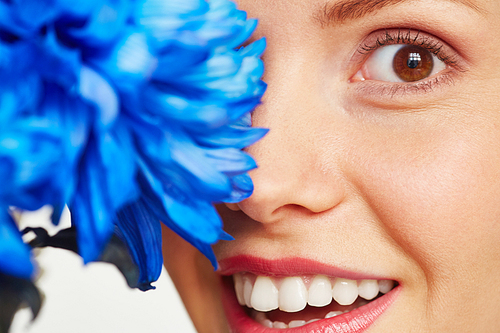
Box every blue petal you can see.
[71,192,112,263]
[196,125,269,149]
[136,0,209,46]
[0,154,15,200]
[55,0,101,17]
[141,88,229,128]
[160,212,219,268]
[115,198,162,291]
[36,28,81,89]
[79,66,119,130]
[152,46,207,78]
[0,210,33,278]
[0,3,30,37]
[9,0,60,32]
[184,0,243,47]
[137,173,221,269]
[215,19,257,51]
[0,72,41,125]
[137,164,221,244]
[89,31,157,92]
[47,87,91,168]
[218,230,234,241]
[70,142,115,263]
[137,126,232,198]
[0,125,66,211]
[204,59,265,97]
[168,130,232,197]
[164,193,222,243]
[238,37,266,57]
[35,85,92,212]
[64,0,132,47]
[96,125,139,210]
[224,173,254,203]
[204,148,257,175]
[138,0,207,19]
[182,53,241,82]
[0,41,39,88]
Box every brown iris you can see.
[393,45,434,82]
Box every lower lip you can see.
[220,276,400,333]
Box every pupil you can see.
[407,52,421,69]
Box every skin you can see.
[163,0,500,331]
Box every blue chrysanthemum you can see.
[0,0,266,290]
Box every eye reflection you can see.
[393,46,434,82]
[408,52,422,68]
[354,44,447,83]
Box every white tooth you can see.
[332,278,358,306]
[307,319,320,324]
[233,274,246,306]
[289,320,306,328]
[250,276,279,311]
[273,322,288,329]
[358,280,379,300]
[325,311,344,318]
[378,280,395,294]
[308,275,333,307]
[262,319,273,328]
[278,277,308,312]
[243,276,253,308]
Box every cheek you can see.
[351,113,500,286]
[162,226,229,333]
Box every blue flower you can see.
[0,0,266,289]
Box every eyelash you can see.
[354,29,464,96]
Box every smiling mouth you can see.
[219,257,399,332]
[227,273,398,330]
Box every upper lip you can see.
[217,255,394,281]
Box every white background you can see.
[10,207,196,333]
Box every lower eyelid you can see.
[349,70,457,102]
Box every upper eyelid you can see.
[358,29,423,52]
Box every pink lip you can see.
[218,256,400,333]
[218,255,390,280]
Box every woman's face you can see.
[163,0,500,332]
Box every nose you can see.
[227,51,347,224]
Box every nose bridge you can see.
[237,48,347,224]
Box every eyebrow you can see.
[315,0,483,26]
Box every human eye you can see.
[353,43,446,83]
[349,29,464,95]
